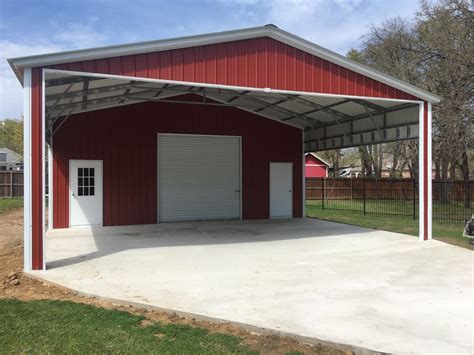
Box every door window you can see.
[78,167,95,196]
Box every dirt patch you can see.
[0,208,346,355]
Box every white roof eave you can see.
[305,152,331,167]
[8,25,441,103]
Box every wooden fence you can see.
[0,171,24,198]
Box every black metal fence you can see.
[306,178,473,222]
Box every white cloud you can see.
[53,23,108,49]
[0,20,108,119]
[333,0,363,11]
[0,41,65,119]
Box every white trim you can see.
[305,152,330,167]
[302,131,305,218]
[41,69,46,270]
[156,133,160,223]
[418,102,424,241]
[23,68,32,271]
[44,68,423,105]
[427,102,433,240]
[157,133,242,222]
[9,25,441,103]
[47,145,53,230]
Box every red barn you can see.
[305,153,329,178]
[8,24,440,270]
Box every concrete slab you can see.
[31,218,473,354]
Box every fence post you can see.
[413,179,416,220]
[363,178,366,215]
[322,178,325,210]
[350,178,353,200]
[10,171,13,198]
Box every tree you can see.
[346,0,473,185]
[415,0,473,183]
[0,119,23,156]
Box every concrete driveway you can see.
[32,218,473,354]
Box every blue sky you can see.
[0,0,420,119]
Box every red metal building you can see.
[305,153,329,178]
[8,25,440,270]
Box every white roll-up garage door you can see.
[158,134,241,222]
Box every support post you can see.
[23,68,32,271]
[31,68,44,269]
[48,145,53,230]
[302,131,305,218]
[419,101,432,241]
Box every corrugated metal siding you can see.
[52,97,303,228]
[158,134,240,222]
[48,37,416,100]
[305,155,328,178]
[305,165,327,178]
[31,68,43,269]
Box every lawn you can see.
[0,197,23,214]
[306,202,473,250]
[307,198,472,222]
[0,299,255,354]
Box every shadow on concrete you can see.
[46,217,371,269]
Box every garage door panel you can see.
[158,134,240,222]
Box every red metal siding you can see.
[31,68,43,270]
[305,165,327,178]
[305,155,328,178]
[49,37,416,100]
[52,97,303,228]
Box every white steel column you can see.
[426,102,433,240]
[418,101,433,241]
[302,130,306,218]
[23,68,32,271]
[47,145,53,229]
[42,69,46,270]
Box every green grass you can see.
[0,299,255,354]
[0,197,23,214]
[306,202,473,250]
[307,199,471,221]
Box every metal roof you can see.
[45,71,421,152]
[9,25,441,103]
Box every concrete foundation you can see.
[31,218,473,354]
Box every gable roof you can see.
[305,152,330,167]
[0,147,22,163]
[8,24,440,103]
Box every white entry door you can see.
[270,162,293,218]
[69,160,103,227]
[158,134,241,222]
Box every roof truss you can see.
[45,72,421,151]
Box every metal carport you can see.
[8,24,440,270]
